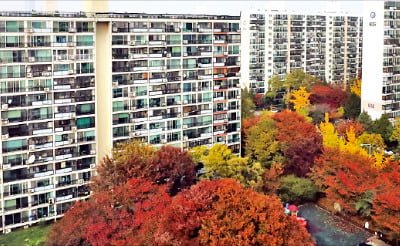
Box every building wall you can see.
[361,1,385,120]
[241,10,363,94]
[0,12,241,232]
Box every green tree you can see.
[245,116,284,168]
[371,114,393,143]
[357,111,374,132]
[278,175,317,204]
[241,87,255,118]
[344,92,361,119]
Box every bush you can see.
[278,175,317,204]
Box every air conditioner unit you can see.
[2,134,9,140]
[29,188,35,193]
[2,164,11,169]
[161,103,166,106]
[69,28,76,33]
[67,42,74,47]
[48,198,54,204]
[2,104,8,110]
[161,139,167,144]
[129,41,136,45]
[224,119,228,122]
[183,100,188,104]
[166,53,171,58]
[29,145,35,151]
[183,40,188,44]
[131,106,137,110]
[26,28,33,33]
[90,150,96,155]
[90,164,96,169]
[44,87,50,92]
[28,57,36,62]
[69,70,75,74]
[68,139,74,144]
[112,26,118,32]
[78,179,84,184]
[112,81,118,87]
[183,124,188,129]
[236,95,241,99]
[183,136,188,140]
[26,73,33,78]
[183,52,188,56]
[175,28,181,32]
[71,126,77,132]
[68,55,75,60]
[2,120,9,125]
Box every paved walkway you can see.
[298,203,372,246]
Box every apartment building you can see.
[0,11,241,232]
[362,1,400,120]
[241,10,363,94]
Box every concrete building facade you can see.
[362,1,400,120]
[0,11,241,232]
[241,10,363,94]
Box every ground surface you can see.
[299,203,371,246]
[0,222,51,246]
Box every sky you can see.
[0,1,363,16]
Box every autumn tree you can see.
[372,161,400,241]
[309,85,347,109]
[336,120,365,138]
[245,115,284,168]
[350,78,361,97]
[92,141,196,194]
[91,141,155,192]
[272,110,322,176]
[194,144,264,188]
[197,179,315,246]
[47,179,172,246]
[262,163,284,195]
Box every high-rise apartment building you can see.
[241,10,363,94]
[362,1,400,120]
[0,11,241,232]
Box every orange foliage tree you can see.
[197,179,315,246]
[372,161,400,240]
[336,120,365,138]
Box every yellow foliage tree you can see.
[389,117,400,143]
[290,87,310,113]
[372,151,392,169]
[350,78,361,97]
[319,113,343,149]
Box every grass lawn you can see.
[0,222,52,246]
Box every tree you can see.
[241,87,255,118]
[91,141,156,192]
[372,162,400,241]
[336,120,365,138]
[350,78,361,97]
[92,142,196,194]
[371,114,393,143]
[344,92,361,119]
[262,163,284,195]
[197,179,315,246]
[389,117,400,143]
[149,145,197,194]
[278,175,317,204]
[245,115,284,168]
[357,111,374,132]
[196,144,264,188]
[289,86,311,113]
[253,93,265,109]
[47,179,172,246]
[273,111,323,176]
[309,85,347,109]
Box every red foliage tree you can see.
[336,120,365,138]
[272,111,323,176]
[149,145,196,194]
[253,93,264,108]
[47,179,171,246]
[309,85,347,108]
[372,161,400,239]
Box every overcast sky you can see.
[0,1,363,16]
